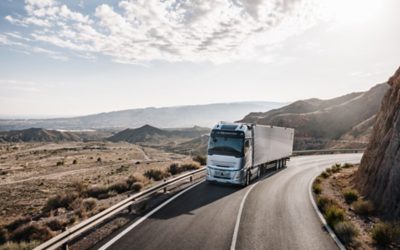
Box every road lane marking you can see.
[230,182,259,250]
[99,180,204,250]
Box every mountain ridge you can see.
[0,101,285,131]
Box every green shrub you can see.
[127,174,147,187]
[144,169,169,181]
[320,171,330,179]
[167,163,180,175]
[353,200,374,216]
[108,181,129,194]
[0,241,40,250]
[85,185,109,199]
[342,189,359,204]
[314,177,322,184]
[44,192,79,211]
[372,223,394,246]
[131,182,143,192]
[317,196,337,213]
[180,163,200,172]
[334,221,359,245]
[5,217,32,232]
[192,155,207,165]
[342,163,353,169]
[312,183,322,195]
[0,227,7,245]
[325,206,345,227]
[45,218,66,231]
[82,198,97,211]
[10,223,54,243]
[331,164,341,173]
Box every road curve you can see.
[96,154,362,250]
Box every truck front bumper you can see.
[206,166,245,185]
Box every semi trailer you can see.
[206,122,294,186]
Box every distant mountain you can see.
[239,83,389,150]
[0,102,286,131]
[107,125,210,146]
[0,128,81,142]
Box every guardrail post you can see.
[190,176,193,182]
[62,227,69,250]
[128,194,132,213]
[163,180,167,193]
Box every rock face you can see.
[356,67,400,220]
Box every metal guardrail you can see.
[34,148,364,250]
[292,149,364,156]
[34,167,206,250]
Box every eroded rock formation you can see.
[356,67,400,219]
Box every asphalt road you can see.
[98,154,362,250]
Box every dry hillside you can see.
[240,83,389,150]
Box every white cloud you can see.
[0,79,40,92]
[3,0,327,63]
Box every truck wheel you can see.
[257,168,261,179]
[245,171,250,186]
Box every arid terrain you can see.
[0,140,202,248]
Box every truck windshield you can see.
[208,130,244,157]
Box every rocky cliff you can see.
[356,67,400,220]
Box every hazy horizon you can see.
[1,0,399,116]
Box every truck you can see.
[206,122,294,186]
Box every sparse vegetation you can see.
[144,169,169,181]
[312,183,322,195]
[342,189,359,204]
[10,222,54,243]
[325,205,345,227]
[108,181,130,194]
[45,218,67,232]
[319,171,330,179]
[317,196,338,212]
[167,163,200,176]
[331,163,342,173]
[371,222,400,246]
[85,185,109,199]
[0,227,7,245]
[334,221,359,245]
[97,157,102,162]
[192,155,207,165]
[353,200,374,217]
[0,241,40,250]
[44,192,79,211]
[82,198,97,211]
[72,159,77,164]
[56,161,64,166]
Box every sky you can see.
[0,0,399,117]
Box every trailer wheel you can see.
[245,171,250,186]
[256,167,261,179]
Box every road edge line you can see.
[308,174,346,250]
[98,180,205,250]
[230,182,259,250]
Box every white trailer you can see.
[206,122,294,186]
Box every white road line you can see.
[99,180,204,250]
[230,182,259,250]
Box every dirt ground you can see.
[320,165,382,250]
[0,141,192,226]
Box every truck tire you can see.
[257,167,261,179]
[245,171,250,186]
